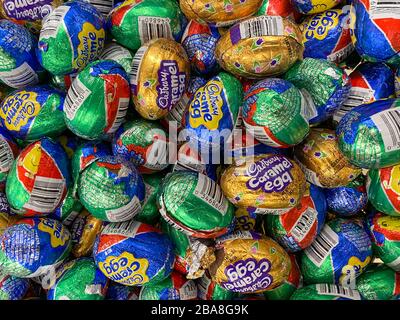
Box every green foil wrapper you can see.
[196,271,236,300]
[135,173,163,225]
[290,283,362,300]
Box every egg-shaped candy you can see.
[292,0,343,15]
[290,283,361,300]
[0,127,19,187]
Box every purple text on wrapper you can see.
[2,0,54,21]
[221,258,273,293]
[246,155,294,193]
[156,60,186,111]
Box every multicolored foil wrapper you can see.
[135,173,162,225]
[301,218,372,286]
[336,98,400,169]
[0,272,30,300]
[94,220,175,286]
[264,183,327,253]
[158,171,234,238]
[85,0,117,17]
[78,156,145,222]
[290,283,362,300]
[242,78,309,148]
[0,217,71,277]
[234,207,257,232]
[99,42,134,75]
[292,0,343,15]
[196,270,236,300]
[396,68,400,97]
[284,58,351,125]
[50,187,83,226]
[0,127,19,187]
[256,0,301,21]
[220,154,307,213]
[37,1,106,75]
[209,231,291,293]
[51,72,78,91]
[47,257,108,300]
[139,271,197,300]
[131,38,190,120]
[56,134,82,160]
[6,137,70,216]
[294,128,362,188]
[64,60,130,140]
[0,20,44,88]
[215,16,304,79]
[108,0,186,51]
[106,282,140,300]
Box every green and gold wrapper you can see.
[209,231,291,293]
[197,270,236,300]
[294,128,362,188]
[220,154,307,213]
[290,283,362,300]
[215,15,303,79]
[131,38,190,120]
[158,171,234,238]
[99,42,134,75]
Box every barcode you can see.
[371,108,400,152]
[179,280,198,300]
[0,138,14,173]
[105,196,141,222]
[305,224,339,267]
[327,44,354,63]
[87,0,114,16]
[300,89,318,121]
[165,93,190,123]
[239,16,284,39]
[100,43,131,62]
[65,78,92,121]
[244,121,282,147]
[102,219,141,238]
[370,0,400,19]
[129,46,148,86]
[0,62,39,88]
[316,284,361,300]
[108,97,129,133]
[290,208,317,242]
[197,274,212,300]
[24,177,66,213]
[138,16,173,45]
[40,6,70,39]
[193,174,228,215]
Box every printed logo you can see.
[339,256,371,288]
[303,10,340,41]
[38,218,70,248]
[3,0,53,20]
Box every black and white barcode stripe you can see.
[65,78,92,120]
[316,284,361,300]
[370,0,400,19]
[129,46,148,86]
[138,16,173,45]
[108,98,129,133]
[0,62,39,88]
[333,87,374,122]
[371,108,400,152]
[305,225,339,267]
[290,208,317,242]
[0,139,14,172]
[40,6,70,39]
[100,43,131,61]
[166,94,190,123]
[87,0,114,16]
[239,16,284,39]
[193,174,228,214]
[103,219,139,237]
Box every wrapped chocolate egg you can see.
[294,128,362,188]
[0,212,17,237]
[131,38,190,120]
[64,60,130,140]
[0,20,44,88]
[301,218,372,286]
[56,134,82,160]
[290,283,361,300]
[284,58,350,125]
[367,163,400,217]
[220,154,307,213]
[396,68,400,97]
[6,138,70,216]
[209,231,291,293]
[336,98,400,169]
[50,72,78,91]
[215,15,303,79]
[367,212,400,271]
[85,0,117,17]
[0,127,19,187]
[264,183,327,253]
[37,1,106,75]
[350,0,400,66]
[0,217,71,277]
[135,173,162,225]
[292,0,343,15]
[50,187,83,226]
[47,258,108,300]
[94,220,175,286]
[180,0,263,26]
[256,0,301,21]
[158,171,234,238]
[301,8,354,63]
[108,0,185,52]
[324,175,368,217]
[356,264,400,300]
[0,272,30,300]
[333,62,395,125]
[139,271,197,300]
[78,156,145,222]
[99,42,134,74]
[0,85,66,141]
[234,207,257,232]
[112,119,170,174]
[182,72,243,150]
[196,270,236,300]
[106,282,140,300]
[242,78,309,148]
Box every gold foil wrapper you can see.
[186,246,216,280]
[216,16,304,79]
[179,0,263,26]
[294,128,362,188]
[0,213,17,236]
[133,38,190,120]
[220,154,307,210]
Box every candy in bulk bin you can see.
[0,217,71,277]
[131,38,190,120]
[215,16,304,79]
[106,282,140,300]
[196,270,236,300]
[135,173,162,225]
[292,0,343,15]
[50,187,83,226]
[37,0,105,75]
[0,272,30,300]
[47,257,108,300]
[301,218,372,286]
[0,85,66,141]
[108,0,186,52]
[0,127,19,187]
[290,283,361,300]
[94,220,175,286]
[336,98,400,169]
[0,20,44,88]
[99,42,134,74]
[158,171,234,238]
[64,60,130,140]
[6,138,70,216]
[77,156,145,222]
[256,0,301,21]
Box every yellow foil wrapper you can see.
[209,232,291,293]
[0,213,18,236]
[133,38,190,120]
[179,0,263,26]
[220,154,307,211]
[215,15,304,79]
[294,128,362,188]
